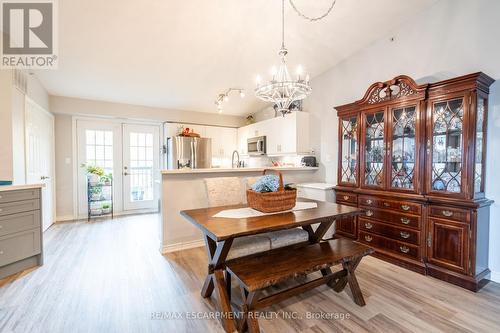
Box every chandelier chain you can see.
[281,0,285,49]
[288,0,337,22]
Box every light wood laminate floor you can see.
[1,214,499,333]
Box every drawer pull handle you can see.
[364,235,373,242]
[401,218,411,225]
[365,222,373,229]
[383,202,390,207]
[343,195,349,200]
[442,210,453,217]
[400,231,410,239]
[366,199,373,205]
[401,205,410,211]
[366,210,373,217]
[400,246,410,254]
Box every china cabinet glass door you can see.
[430,98,465,194]
[388,106,417,191]
[474,97,486,195]
[340,116,358,185]
[363,110,386,188]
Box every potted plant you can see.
[90,186,102,201]
[100,173,113,185]
[81,163,105,185]
[90,207,102,216]
[102,203,111,214]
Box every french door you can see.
[122,124,160,210]
[25,97,56,231]
[77,120,160,217]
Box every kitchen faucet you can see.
[232,150,241,168]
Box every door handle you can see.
[123,172,129,176]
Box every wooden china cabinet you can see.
[334,72,494,291]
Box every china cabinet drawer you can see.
[359,195,421,215]
[0,189,39,204]
[429,205,470,223]
[0,200,40,217]
[0,229,41,267]
[359,218,420,245]
[359,231,420,260]
[360,206,421,230]
[0,211,41,237]
[335,191,357,205]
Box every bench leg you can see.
[332,257,361,293]
[332,257,365,306]
[238,286,260,333]
[345,261,365,306]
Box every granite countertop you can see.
[161,166,319,175]
[0,183,45,192]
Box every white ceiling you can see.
[35,0,439,116]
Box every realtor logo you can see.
[1,0,58,68]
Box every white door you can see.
[25,98,55,231]
[76,120,123,217]
[122,124,160,210]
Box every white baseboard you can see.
[490,270,500,283]
[56,215,76,222]
[160,239,205,254]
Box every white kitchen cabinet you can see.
[206,126,237,157]
[237,112,311,157]
[251,112,311,155]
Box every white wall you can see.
[51,96,246,220]
[0,71,50,183]
[304,0,500,282]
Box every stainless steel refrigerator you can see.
[165,136,212,169]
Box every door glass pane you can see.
[85,130,113,176]
[129,132,154,202]
[474,98,485,193]
[391,107,416,189]
[340,116,358,184]
[364,111,385,187]
[431,98,463,193]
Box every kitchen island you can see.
[160,167,319,253]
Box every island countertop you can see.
[0,183,45,192]
[161,166,319,175]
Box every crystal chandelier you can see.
[255,0,311,116]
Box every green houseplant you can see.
[100,173,113,185]
[81,163,104,185]
[102,203,111,214]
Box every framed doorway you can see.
[76,119,161,218]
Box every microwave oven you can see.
[247,136,266,155]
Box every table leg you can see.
[201,235,217,298]
[302,219,334,243]
[201,236,236,332]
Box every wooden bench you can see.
[225,238,374,332]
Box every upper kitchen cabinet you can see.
[425,73,494,200]
[205,126,237,165]
[237,112,311,156]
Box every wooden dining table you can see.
[180,200,363,332]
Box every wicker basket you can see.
[247,169,297,213]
